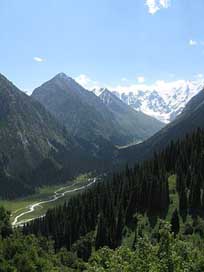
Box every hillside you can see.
[0,74,104,199]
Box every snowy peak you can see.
[94,80,204,123]
[92,87,105,96]
[99,88,132,114]
[99,88,121,105]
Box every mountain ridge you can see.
[93,80,204,123]
[119,88,204,164]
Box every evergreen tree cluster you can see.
[23,128,204,254]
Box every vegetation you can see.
[1,128,204,270]
[2,206,204,271]
[86,223,204,272]
[22,129,204,254]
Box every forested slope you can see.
[24,128,204,253]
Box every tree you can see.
[95,213,109,250]
[0,206,12,238]
[170,209,180,237]
[189,174,202,211]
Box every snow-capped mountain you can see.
[93,80,204,123]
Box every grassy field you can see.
[0,173,93,225]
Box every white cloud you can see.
[145,0,171,15]
[137,76,145,83]
[33,57,45,63]
[189,40,204,46]
[75,74,100,90]
[189,40,197,46]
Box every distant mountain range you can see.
[93,80,204,123]
[119,87,204,164]
[32,73,163,149]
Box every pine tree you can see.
[179,188,188,214]
[189,174,201,211]
[95,213,109,250]
[170,209,180,237]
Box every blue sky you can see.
[0,0,204,92]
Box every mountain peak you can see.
[53,72,73,82]
[99,88,120,103]
[0,73,19,97]
[38,73,85,94]
[101,88,112,94]
[0,73,11,85]
[93,87,115,97]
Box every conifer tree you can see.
[170,209,180,237]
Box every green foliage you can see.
[0,207,12,239]
[86,223,204,272]
[0,232,81,272]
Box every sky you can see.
[0,0,204,93]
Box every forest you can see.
[0,127,197,270]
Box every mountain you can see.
[0,74,103,199]
[32,73,163,149]
[93,80,204,123]
[119,88,204,164]
[99,88,164,144]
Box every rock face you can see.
[32,73,163,149]
[93,80,204,123]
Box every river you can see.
[12,177,97,227]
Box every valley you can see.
[1,1,204,270]
[0,173,96,227]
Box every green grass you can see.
[0,173,93,225]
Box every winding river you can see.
[12,178,97,227]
